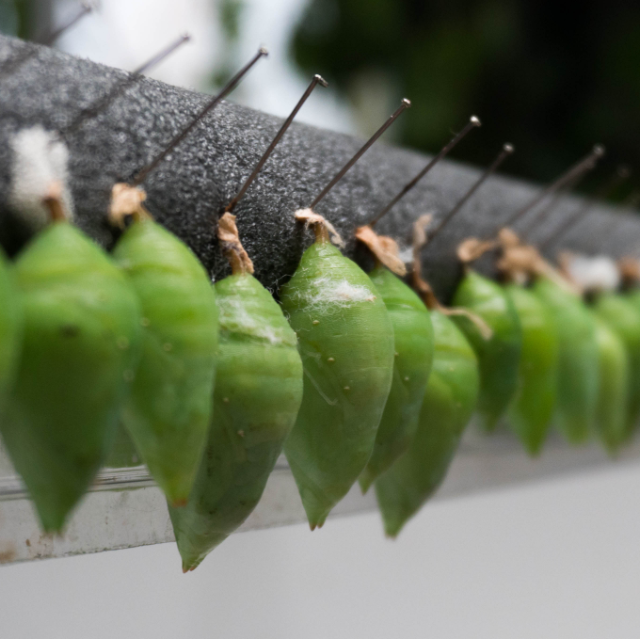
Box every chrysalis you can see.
[169,215,303,571]
[533,276,598,443]
[354,228,433,493]
[0,249,21,416]
[375,217,479,537]
[592,315,628,453]
[375,309,479,537]
[281,218,394,529]
[355,118,481,487]
[109,186,218,507]
[597,291,640,437]
[168,75,323,569]
[452,267,522,431]
[2,186,142,532]
[280,101,409,529]
[496,234,559,455]
[503,283,558,455]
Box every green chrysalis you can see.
[169,214,303,571]
[1,221,142,531]
[358,263,433,492]
[533,276,598,443]
[375,309,479,537]
[452,270,522,431]
[0,249,21,414]
[110,187,218,506]
[593,293,640,438]
[592,315,628,453]
[280,222,394,529]
[504,284,558,455]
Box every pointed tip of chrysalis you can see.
[358,474,373,495]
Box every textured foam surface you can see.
[1,35,639,301]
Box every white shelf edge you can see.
[1,431,639,565]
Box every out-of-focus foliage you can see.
[211,0,245,88]
[290,0,640,196]
[0,0,43,39]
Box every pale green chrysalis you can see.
[109,185,218,507]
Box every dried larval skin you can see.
[113,219,218,506]
[375,310,479,537]
[170,273,303,571]
[1,223,142,532]
[280,240,394,529]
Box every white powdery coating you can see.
[567,254,621,292]
[9,126,74,229]
[296,277,377,308]
[217,296,296,346]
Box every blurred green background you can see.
[3,0,640,200]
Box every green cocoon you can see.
[596,292,640,437]
[375,310,479,538]
[169,273,303,571]
[504,284,558,456]
[113,219,218,506]
[280,239,394,529]
[1,222,142,532]
[592,315,628,454]
[359,265,433,493]
[0,249,21,414]
[533,277,598,444]
[452,270,521,431]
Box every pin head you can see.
[470,115,482,127]
[315,74,329,88]
[503,143,515,154]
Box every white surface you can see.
[3,462,640,639]
[3,431,637,563]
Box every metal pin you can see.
[369,115,481,227]
[539,164,632,251]
[38,2,94,46]
[225,74,328,214]
[63,34,192,135]
[503,145,605,230]
[308,99,411,210]
[426,143,514,246]
[132,46,269,186]
[1,2,93,79]
[518,167,588,241]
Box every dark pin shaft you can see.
[39,2,93,46]
[540,165,631,251]
[1,2,93,78]
[63,34,191,135]
[504,145,605,229]
[309,99,411,210]
[225,74,328,214]
[132,46,268,186]
[369,115,481,227]
[427,143,514,245]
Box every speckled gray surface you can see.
[1,34,640,302]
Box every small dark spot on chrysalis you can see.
[60,324,80,338]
